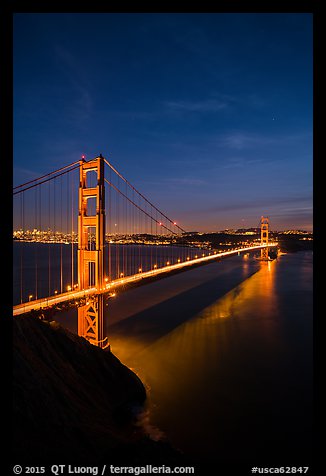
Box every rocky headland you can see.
[12,316,182,465]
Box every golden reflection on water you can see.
[109,258,279,402]
[106,258,288,457]
[116,259,274,338]
[55,253,312,458]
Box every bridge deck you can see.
[13,243,277,316]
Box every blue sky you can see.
[13,13,313,231]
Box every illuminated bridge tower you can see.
[77,155,108,349]
[260,216,269,261]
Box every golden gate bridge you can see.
[13,154,277,348]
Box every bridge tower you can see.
[77,155,108,349]
[260,216,269,261]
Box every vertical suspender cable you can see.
[20,192,24,304]
[155,209,158,268]
[109,165,112,281]
[66,172,69,291]
[143,198,146,271]
[124,179,127,277]
[39,185,42,295]
[132,188,135,275]
[71,170,74,290]
[60,176,63,294]
[150,202,153,270]
[35,187,38,299]
[53,176,56,292]
[48,181,51,296]
[114,175,120,277]
[138,191,141,271]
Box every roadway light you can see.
[29,294,33,301]
[67,285,72,291]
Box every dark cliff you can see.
[12,316,180,464]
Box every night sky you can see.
[13,13,313,232]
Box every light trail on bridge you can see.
[13,243,277,316]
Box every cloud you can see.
[53,44,80,73]
[165,98,228,113]
[164,177,206,186]
[179,197,313,231]
[222,132,275,150]
[107,110,158,121]
[72,85,93,122]
[137,177,206,188]
[222,156,265,169]
[270,207,313,218]
[53,44,93,124]
[107,96,230,124]
[220,130,312,151]
[13,167,40,187]
[192,194,312,214]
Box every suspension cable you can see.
[103,158,186,233]
[14,157,186,236]
[13,163,80,195]
[13,161,80,190]
[104,177,177,235]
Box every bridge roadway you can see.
[13,243,277,316]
